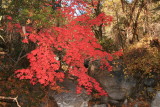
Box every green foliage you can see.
[1,0,64,28]
[17,3,55,27]
[99,36,117,52]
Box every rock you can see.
[92,104,106,107]
[151,91,160,107]
[144,72,158,87]
[47,59,137,107]
[49,79,91,107]
[88,59,136,106]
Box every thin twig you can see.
[0,96,21,107]
[0,52,6,55]
[13,54,27,68]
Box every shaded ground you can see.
[0,69,154,107]
[0,70,57,107]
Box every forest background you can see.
[0,0,160,106]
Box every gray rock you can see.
[49,79,91,107]
[92,104,106,107]
[88,59,136,106]
[47,59,136,107]
[151,91,160,107]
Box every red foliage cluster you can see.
[6,0,123,96]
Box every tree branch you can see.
[0,96,21,107]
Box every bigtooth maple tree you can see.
[6,0,123,96]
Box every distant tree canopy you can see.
[102,0,160,49]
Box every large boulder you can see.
[151,91,160,107]
[49,79,91,107]
[47,59,136,107]
[88,59,136,106]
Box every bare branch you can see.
[0,96,21,107]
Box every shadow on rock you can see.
[49,79,91,107]
[88,59,136,106]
